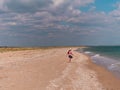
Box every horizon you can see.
[0,0,120,46]
[2,44,120,47]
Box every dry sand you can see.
[0,47,119,90]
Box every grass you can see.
[0,47,36,52]
[0,46,82,52]
[0,47,54,52]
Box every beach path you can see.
[0,47,114,90]
[46,48,104,90]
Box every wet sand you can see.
[0,47,119,90]
[87,56,120,90]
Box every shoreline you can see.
[0,47,119,89]
[84,54,120,90]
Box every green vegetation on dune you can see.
[0,47,50,52]
[0,46,81,52]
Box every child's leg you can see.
[69,58,71,62]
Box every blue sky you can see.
[0,0,120,46]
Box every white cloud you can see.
[0,0,9,11]
[72,0,94,7]
[0,0,112,31]
[34,11,51,18]
[8,22,17,26]
[110,10,120,17]
[68,6,81,16]
[109,2,120,21]
[52,0,65,7]
[0,0,5,6]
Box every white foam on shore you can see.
[92,54,100,57]
[84,51,91,54]
[91,55,120,78]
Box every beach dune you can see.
[0,47,119,90]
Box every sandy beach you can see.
[0,47,120,90]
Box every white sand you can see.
[46,49,104,90]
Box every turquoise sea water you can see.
[77,46,120,78]
[82,46,120,60]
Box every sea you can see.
[77,46,120,78]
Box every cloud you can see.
[109,2,120,19]
[52,0,65,7]
[0,0,112,33]
[0,0,52,13]
[1,0,120,46]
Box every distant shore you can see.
[0,47,119,90]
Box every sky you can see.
[0,0,120,46]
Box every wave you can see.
[77,48,120,78]
[84,51,95,56]
[84,51,91,54]
[91,55,120,78]
[92,54,100,57]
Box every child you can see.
[67,49,73,62]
